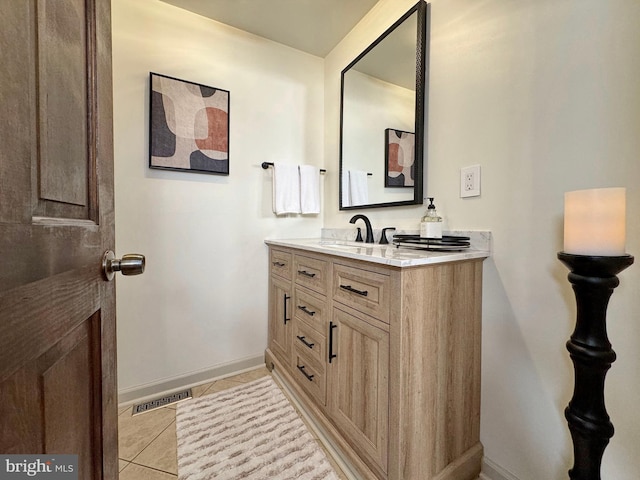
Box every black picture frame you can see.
[149,72,230,175]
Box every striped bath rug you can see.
[176,375,340,480]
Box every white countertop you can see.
[265,236,491,268]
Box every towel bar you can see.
[261,162,372,176]
[261,162,326,174]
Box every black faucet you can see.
[349,214,374,243]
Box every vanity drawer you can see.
[294,254,329,295]
[333,263,390,323]
[270,249,292,280]
[293,348,326,406]
[293,316,326,366]
[294,287,327,335]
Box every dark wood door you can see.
[0,1,118,479]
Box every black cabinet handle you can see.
[272,261,286,267]
[297,305,316,316]
[297,364,314,381]
[328,322,337,363]
[298,270,316,278]
[283,294,290,324]
[339,284,368,297]
[296,335,315,349]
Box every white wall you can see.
[325,0,640,479]
[112,0,324,395]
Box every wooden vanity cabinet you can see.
[268,249,293,368]
[266,245,484,480]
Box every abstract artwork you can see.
[150,72,229,175]
[384,128,415,187]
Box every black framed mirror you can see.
[339,1,428,210]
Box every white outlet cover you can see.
[460,165,481,198]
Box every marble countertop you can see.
[265,231,491,268]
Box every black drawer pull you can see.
[272,261,286,267]
[297,335,315,349]
[328,322,337,363]
[297,305,316,316]
[340,284,368,297]
[298,270,316,278]
[283,294,291,324]
[297,364,314,381]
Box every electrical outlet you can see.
[460,165,481,198]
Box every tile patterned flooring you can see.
[118,368,273,479]
[117,367,348,480]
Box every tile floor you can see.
[117,366,348,480]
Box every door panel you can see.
[0,0,117,478]
[328,307,389,474]
[41,312,101,478]
[38,0,90,209]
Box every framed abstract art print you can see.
[149,72,230,175]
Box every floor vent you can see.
[131,389,192,416]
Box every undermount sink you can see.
[318,241,382,250]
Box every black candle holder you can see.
[558,252,634,480]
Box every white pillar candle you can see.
[564,187,626,256]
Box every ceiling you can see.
[159,0,380,57]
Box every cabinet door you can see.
[328,307,389,474]
[269,275,292,368]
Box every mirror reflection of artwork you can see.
[385,128,415,187]
[150,72,230,175]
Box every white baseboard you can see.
[480,457,520,480]
[117,354,265,406]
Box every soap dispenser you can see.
[420,198,442,239]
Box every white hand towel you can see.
[272,163,301,214]
[299,165,320,214]
[341,170,351,207]
[349,170,369,206]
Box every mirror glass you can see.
[340,1,427,209]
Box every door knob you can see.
[102,250,145,281]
